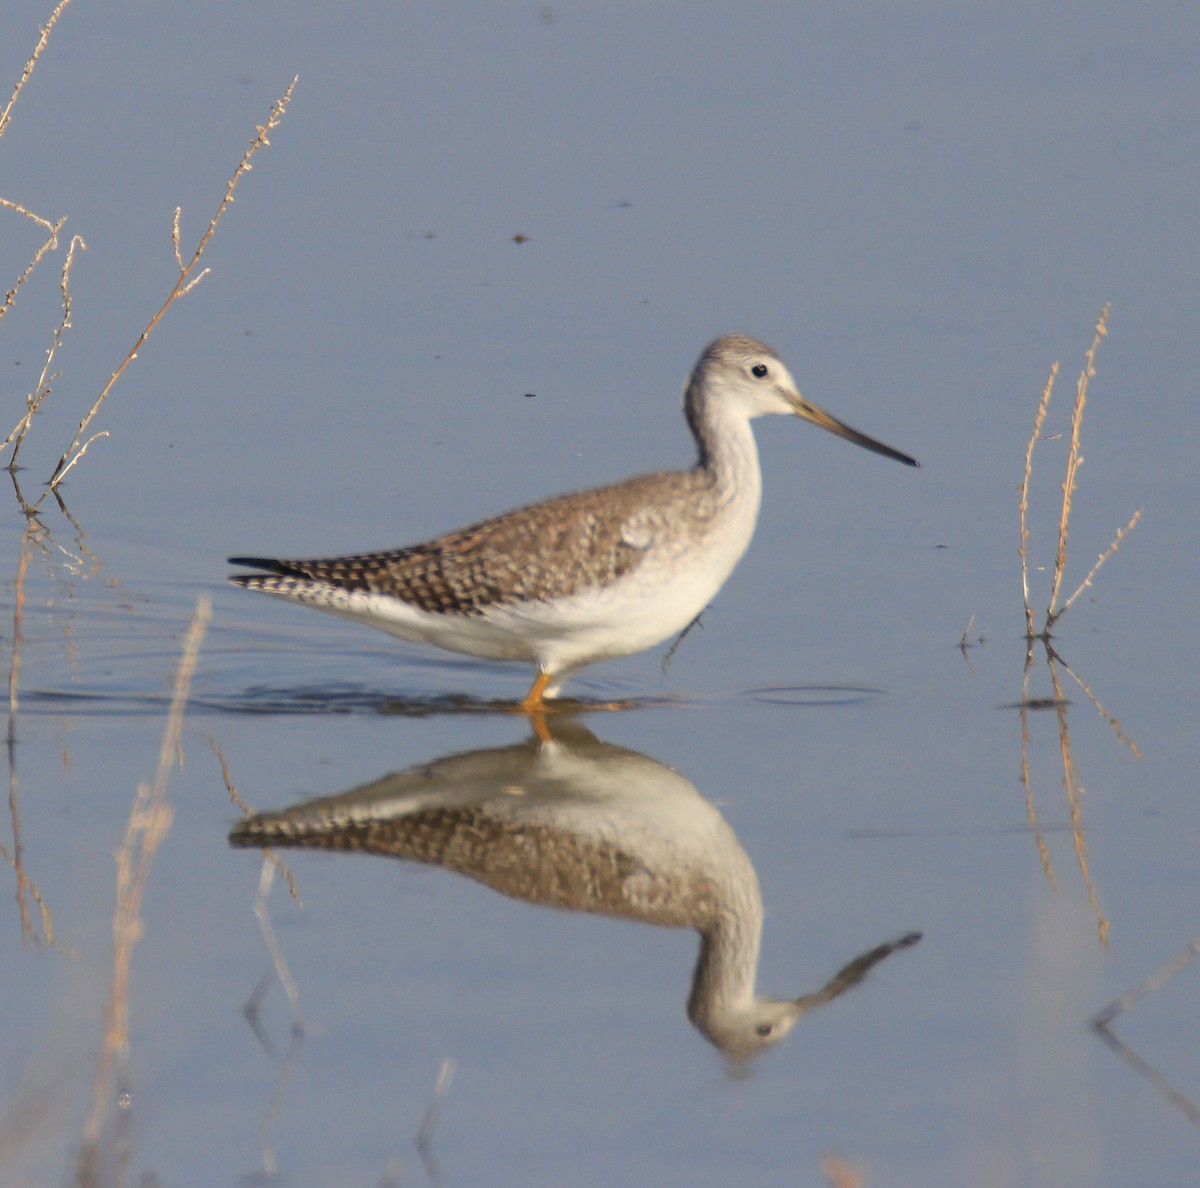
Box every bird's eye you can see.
[751,363,769,379]
[755,1023,773,1037]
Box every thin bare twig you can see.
[1061,508,1143,617]
[821,1153,866,1188]
[1046,305,1110,628]
[1052,647,1142,758]
[171,205,185,272]
[49,75,299,488]
[0,196,58,233]
[3,235,87,466]
[0,206,66,326]
[1,2,73,330]
[1021,306,1136,640]
[251,858,304,1032]
[76,596,211,1184]
[1019,362,1057,637]
[415,1057,457,1185]
[1092,938,1200,1129]
[3,516,59,950]
[1018,652,1059,892]
[1047,647,1108,949]
[1093,938,1200,1030]
[211,736,301,904]
[0,0,74,142]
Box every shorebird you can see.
[230,334,917,709]
[229,720,920,1059]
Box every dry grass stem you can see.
[1019,639,1140,945]
[1020,306,1137,640]
[0,196,59,232]
[1093,937,1200,1029]
[1092,937,1200,1129]
[0,0,74,143]
[2,3,73,332]
[7,471,103,578]
[1061,507,1143,616]
[3,234,87,466]
[821,1152,866,1188]
[1020,362,1057,636]
[957,614,986,671]
[417,1057,457,1148]
[1053,647,1142,757]
[247,987,306,1179]
[415,1056,457,1184]
[0,1077,59,1172]
[251,857,304,1032]
[5,524,34,729]
[48,75,299,488]
[958,612,984,651]
[77,596,211,1181]
[3,517,59,949]
[1018,661,1059,892]
[239,866,304,1182]
[1048,652,1108,949]
[1047,306,1109,622]
[1013,310,1143,942]
[171,205,184,272]
[211,736,301,904]
[0,206,67,326]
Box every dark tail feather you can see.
[228,555,295,575]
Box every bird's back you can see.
[231,466,719,615]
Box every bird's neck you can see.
[685,376,764,506]
[686,866,764,1031]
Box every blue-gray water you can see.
[2,3,1198,1185]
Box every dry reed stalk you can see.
[76,596,210,1183]
[211,736,301,904]
[821,1152,866,1188]
[3,234,86,467]
[0,204,67,327]
[1018,659,1059,892]
[0,1076,58,1173]
[416,1057,457,1153]
[1046,306,1109,623]
[0,198,60,232]
[1060,507,1142,618]
[1019,362,1057,636]
[240,854,309,1179]
[48,484,102,576]
[415,1056,458,1186]
[1014,312,1144,950]
[1092,937,1200,1129]
[48,76,299,489]
[2,2,73,330]
[2,516,59,949]
[1054,648,1141,757]
[0,0,73,142]
[1093,938,1200,1029]
[5,524,33,731]
[1021,306,1141,639]
[246,953,306,1179]
[1048,650,1109,949]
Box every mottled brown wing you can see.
[230,470,698,615]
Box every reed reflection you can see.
[230,720,918,1062]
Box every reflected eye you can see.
[755,1023,773,1037]
[751,363,769,379]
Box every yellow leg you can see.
[529,711,553,745]
[519,669,553,714]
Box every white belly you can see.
[277,505,755,680]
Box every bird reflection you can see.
[230,720,918,1060]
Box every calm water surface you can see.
[2,3,1198,1186]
